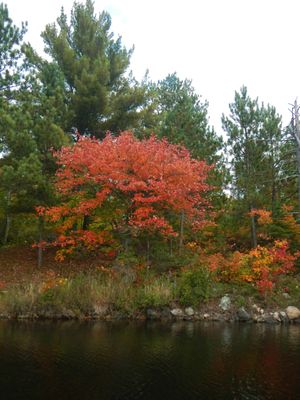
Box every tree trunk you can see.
[3,215,11,245]
[271,181,276,215]
[3,190,11,245]
[82,215,90,230]
[124,237,129,253]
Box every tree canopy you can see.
[43,132,212,259]
[40,0,149,137]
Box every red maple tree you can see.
[43,132,212,259]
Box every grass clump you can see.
[0,268,176,317]
[134,276,174,309]
[0,283,39,316]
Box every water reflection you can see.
[0,321,300,399]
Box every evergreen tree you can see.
[147,73,226,216]
[155,73,222,163]
[0,2,26,96]
[41,0,149,137]
[0,4,67,245]
[222,86,283,247]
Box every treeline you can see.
[0,0,299,279]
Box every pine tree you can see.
[222,86,283,247]
[0,4,68,246]
[40,0,148,137]
[0,3,26,96]
[155,73,222,164]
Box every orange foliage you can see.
[201,240,298,294]
[249,208,272,225]
[280,205,300,243]
[44,132,212,259]
[39,270,68,293]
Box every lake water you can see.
[0,320,300,399]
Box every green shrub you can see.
[177,266,212,306]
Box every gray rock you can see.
[282,292,291,299]
[265,315,279,324]
[171,308,184,318]
[254,314,266,323]
[252,314,258,322]
[237,307,251,322]
[219,295,231,311]
[286,306,300,320]
[184,307,195,316]
[161,307,172,319]
[252,304,264,315]
[279,311,289,323]
[194,312,201,320]
[146,308,161,320]
[273,312,281,322]
[203,313,210,319]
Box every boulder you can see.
[184,307,195,316]
[253,314,265,323]
[252,304,264,314]
[219,295,231,311]
[171,308,184,318]
[279,311,288,323]
[265,314,279,324]
[237,307,251,322]
[286,306,300,320]
[194,312,201,320]
[146,308,161,320]
[273,312,281,322]
[161,307,172,319]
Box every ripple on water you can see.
[0,321,300,399]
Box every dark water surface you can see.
[0,320,300,399]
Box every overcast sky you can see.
[6,0,300,133]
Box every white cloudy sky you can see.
[6,0,300,132]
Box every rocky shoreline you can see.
[143,304,300,324]
[1,297,300,324]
